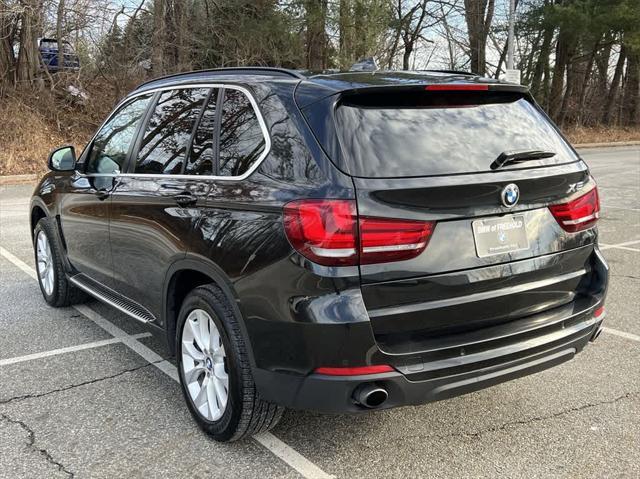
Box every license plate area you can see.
[472,215,529,258]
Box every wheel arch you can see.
[30,204,48,240]
[163,255,256,367]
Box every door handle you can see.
[175,192,197,207]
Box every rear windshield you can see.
[335,91,578,178]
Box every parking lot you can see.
[0,145,638,478]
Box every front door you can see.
[60,94,152,287]
[109,87,216,322]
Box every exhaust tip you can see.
[354,383,388,408]
[590,327,603,342]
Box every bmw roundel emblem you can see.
[501,183,520,207]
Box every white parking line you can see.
[600,240,640,252]
[603,327,640,343]
[0,200,30,207]
[0,246,38,280]
[0,245,334,479]
[602,204,640,212]
[74,304,180,383]
[254,433,334,479]
[0,211,28,218]
[0,333,152,367]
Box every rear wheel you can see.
[176,284,283,442]
[33,218,86,307]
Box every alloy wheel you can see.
[36,230,55,296]
[181,308,229,421]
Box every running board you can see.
[69,274,156,324]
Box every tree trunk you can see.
[574,38,599,125]
[151,0,165,76]
[174,0,190,72]
[547,27,571,121]
[56,0,64,72]
[339,0,353,69]
[558,42,577,126]
[0,5,16,88]
[530,13,553,100]
[621,49,639,125]
[305,0,327,70]
[353,0,366,61]
[15,0,39,87]
[494,37,507,79]
[603,44,626,125]
[521,32,541,85]
[594,36,612,120]
[402,43,412,70]
[464,0,495,75]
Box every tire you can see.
[176,284,284,442]
[33,218,86,307]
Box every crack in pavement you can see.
[610,274,640,281]
[380,391,640,446]
[0,357,173,477]
[0,358,171,406]
[1,412,75,478]
[462,391,640,439]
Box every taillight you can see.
[283,199,435,266]
[359,217,435,264]
[283,199,358,266]
[549,187,600,233]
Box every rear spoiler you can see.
[295,80,529,109]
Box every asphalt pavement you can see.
[0,146,638,478]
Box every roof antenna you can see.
[349,57,378,72]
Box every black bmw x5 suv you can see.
[31,67,608,441]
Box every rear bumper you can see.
[255,312,603,413]
[250,245,608,412]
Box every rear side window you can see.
[335,91,578,178]
[219,89,266,176]
[135,88,209,174]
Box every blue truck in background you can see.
[39,38,80,71]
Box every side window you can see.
[86,94,152,174]
[219,89,266,176]
[186,89,218,176]
[134,88,209,175]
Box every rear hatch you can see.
[300,83,603,356]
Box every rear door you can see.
[109,87,216,322]
[329,88,601,353]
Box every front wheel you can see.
[33,218,86,307]
[176,284,283,442]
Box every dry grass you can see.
[0,79,122,177]
[0,95,93,176]
[564,125,640,145]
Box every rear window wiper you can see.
[491,150,556,170]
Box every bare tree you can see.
[305,0,327,70]
[56,0,64,70]
[151,0,164,75]
[15,0,40,87]
[463,0,494,75]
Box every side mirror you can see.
[48,145,77,172]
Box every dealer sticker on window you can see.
[472,215,529,258]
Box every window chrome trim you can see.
[80,83,271,181]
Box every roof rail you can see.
[136,67,306,89]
